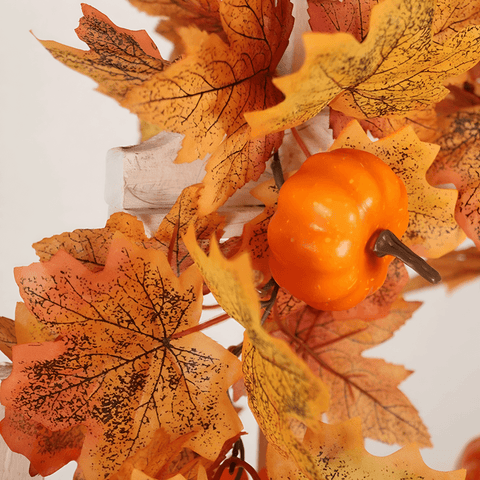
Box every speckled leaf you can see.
[32,212,146,271]
[38,4,169,101]
[183,228,330,474]
[272,296,430,447]
[266,419,464,480]
[246,0,480,137]
[33,198,224,277]
[0,408,85,477]
[122,0,292,164]
[153,184,226,274]
[0,303,83,476]
[198,125,283,216]
[1,236,242,480]
[331,121,465,258]
[229,177,280,286]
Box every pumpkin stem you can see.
[373,230,441,284]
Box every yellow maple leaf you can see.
[266,418,465,480]
[246,0,480,137]
[330,121,465,258]
[183,227,330,467]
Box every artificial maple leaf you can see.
[1,235,242,480]
[328,105,440,141]
[197,127,282,215]
[0,408,85,477]
[266,419,465,480]
[245,0,480,137]
[183,227,330,476]
[404,247,480,293]
[272,295,430,447]
[0,303,84,477]
[331,121,465,258]
[308,0,380,42]
[0,316,15,360]
[329,80,480,141]
[426,106,480,247]
[38,5,169,101]
[33,212,147,271]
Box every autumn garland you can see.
[1,0,480,479]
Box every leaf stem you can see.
[170,313,230,340]
[291,127,311,158]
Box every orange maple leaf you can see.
[40,0,292,214]
[0,303,84,477]
[227,177,280,286]
[266,419,464,480]
[0,409,85,478]
[38,5,169,101]
[433,0,480,42]
[33,212,147,271]
[271,294,430,447]
[121,0,291,162]
[1,236,242,480]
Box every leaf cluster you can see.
[3,0,480,479]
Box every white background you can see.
[1,1,480,478]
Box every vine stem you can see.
[291,127,311,158]
[170,313,230,340]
